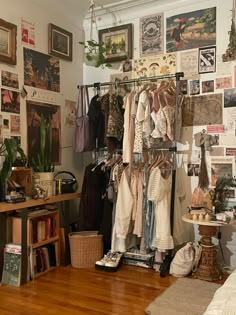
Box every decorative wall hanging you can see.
[98,23,133,63]
[139,13,164,56]
[166,7,216,53]
[133,53,176,78]
[23,48,60,92]
[48,23,72,61]
[0,19,17,65]
[198,46,216,74]
[222,0,236,62]
[182,94,223,126]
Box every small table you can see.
[182,214,228,281]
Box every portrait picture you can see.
[26,101,61,165]
[1,70,19,89]
[24,47,60,92]
[140,13,164,56]
[202,80,214,93]
[1,88,20,114]
[122,59,132,72]
[189,79,200,95]
[198,46,216,74]
[224,88,236,108]
[166,7,216,52]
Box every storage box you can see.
[122,251,155,268]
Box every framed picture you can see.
[198,46,216,74]
[98,23,133,63]
[48,23,72,61]
[0,19,17,65]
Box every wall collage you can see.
[103,4,236,204]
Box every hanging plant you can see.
[79,39,112,69]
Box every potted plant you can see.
[31,113,54,197]
[79,39,112,69]
[0,138,26,201]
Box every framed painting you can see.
[0,19,17,65]
[199,46,216,74]
[48,23,72,61]
[98,23,133,63]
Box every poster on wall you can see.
[198,46,216,74]
[182,94,222,126]
[26,101,61,165]
[10,115,20,134]
[64,99,76,127]
[166,7,216,53]
[1,88,20,114]
[211,158,233,186]
[1,70,19,89]
[224,88,236,108]
[179,49,198,78]
[140,13,164,56]
[21,18,35,46]
[202,80,214,93]
[23,48,60,92]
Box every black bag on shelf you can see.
[54,171,78,194]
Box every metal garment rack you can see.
[78,71,184,238]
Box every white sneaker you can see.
[105,252,123,272]
[95,251,114,270]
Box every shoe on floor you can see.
[105,252,123,272]
[95,251,114,270]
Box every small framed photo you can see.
[48,23,72,61]
[0,19,17,65]
[99,23,133,63]
[198,46,216,74]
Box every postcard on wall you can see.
[3,118,9,129]
[224,88,236,108]
[207,124,224,133]
[202,80,214,93]
[211,158,233,186]
[187,163,200,176]
[216,77,232,89]
[198,46,216,74]
[10,115,20,134]
[1,89,20,114]
[1,70,19,89]
[166,7,216,53]
[189,80,200,95]
[65,99,76,127]
[179,79,188,94]
[133,53,176,78]
[23,48,60,92]
[226,148,236,156]
[182,94,222,126]
[140,13,164,56]
[21,18,35,46]
[179,49,198,78]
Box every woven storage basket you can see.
[69,231,103,268]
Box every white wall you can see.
[83,0,236,267]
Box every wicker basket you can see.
[68,231,103,268]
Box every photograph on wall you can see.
[189,79,200,95]
[216,77,232,89]
[122,59,132,72]
[3,118,9,129]
[226,147,236,156]
[140,13,164,56]
[202,80,214,93]
[182,93,222,126]
[1,88,20,114]
[179,49,198,78]
[198,46,216,74]
[166,7,216,53]
[224,88,236,108]
[211,160,232,186]
[65,99,76,127]
[1,70,19,89]
[179,79,188,94]
[23,48,60,92]
[21,18,35,46]
[133,53,176,78]
[187,163,200,176]
[26,101,61,165]
[10,115,20,134]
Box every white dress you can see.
[147,166,174,251]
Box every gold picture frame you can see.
[48,23,72,61]
[0,19,17,65]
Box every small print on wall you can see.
[179,79,188,94]
[198,46,216,74]
[21,18,35,46]
[1,70,19,89]
[224,88,236,108]
[187,163,200,176]
[140,13,164,56]
[216,77,232,89]
[189,80,200,95]
[23,48,60,92]
[1,88,20,114]
[10,115,20,134]
[211,162,232,186]
[202,80,214,93]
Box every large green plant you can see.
[32,114,54,172]
[0,138,26,183]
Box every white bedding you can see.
[203,269,236,315]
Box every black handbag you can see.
[54,171,78,194]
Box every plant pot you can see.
[34,172,54,197]
[85,53,99,67]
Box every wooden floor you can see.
[0,264,177,315]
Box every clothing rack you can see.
[77,72,184,90]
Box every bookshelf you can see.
[11,209,60,280]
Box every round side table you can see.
[182,215,228,281]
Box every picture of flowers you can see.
[166,7,216,52]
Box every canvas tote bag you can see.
[74,86,91,152]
